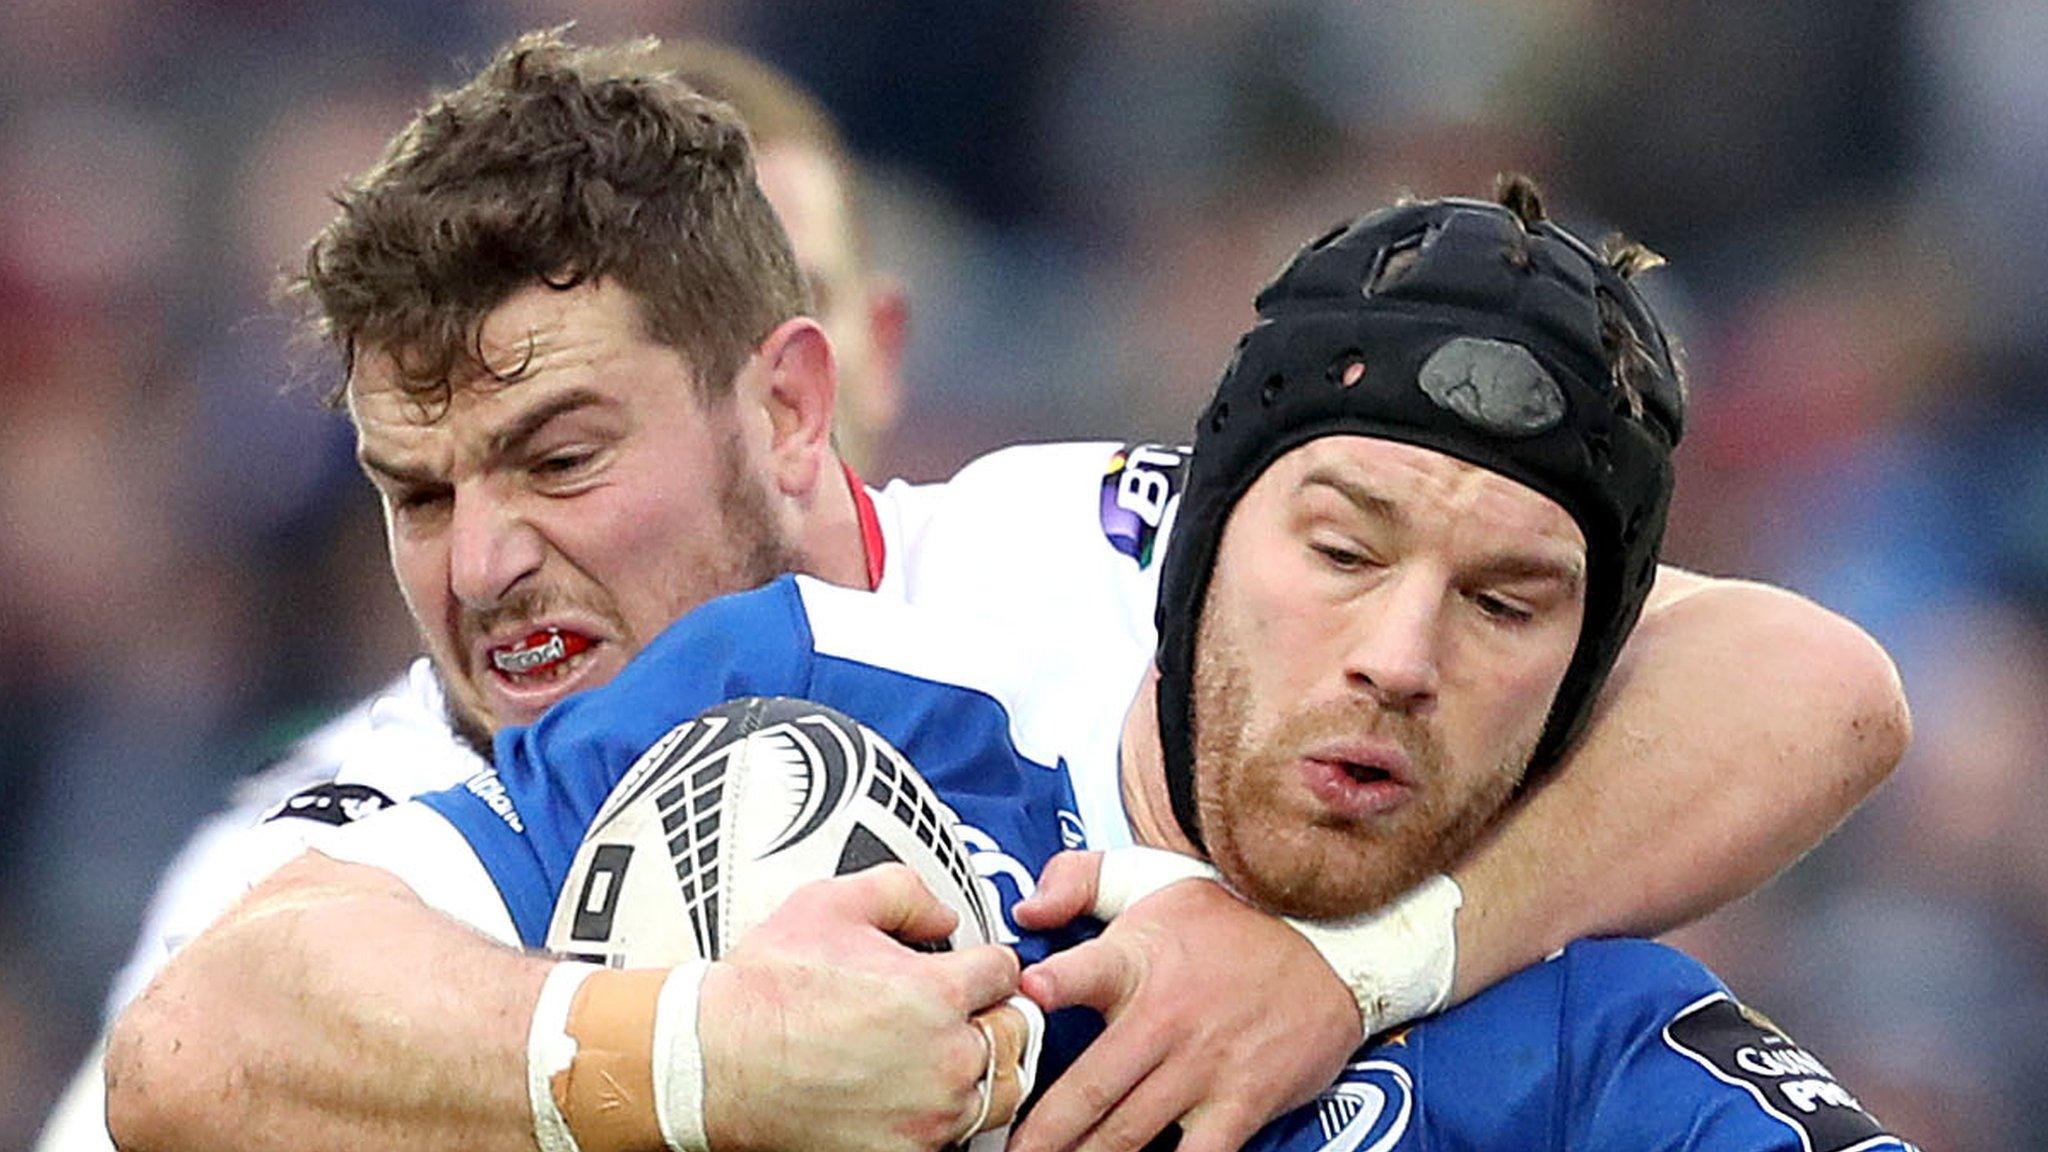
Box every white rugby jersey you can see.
[97,658,483,1018]
[104,440,1185,1015]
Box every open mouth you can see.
[1337,761,1394,785]
[1300,753,1412,819]
[1309,756,1399,790]
[488,628,595,684]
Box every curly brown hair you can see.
[643,39,873,276]
[294,28,807,410]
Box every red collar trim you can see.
[844,462,885,592]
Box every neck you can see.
[1120,667,1201,856]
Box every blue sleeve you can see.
[417,777,553,939]
[418,577,819,946]
[1559,939,1914,1152]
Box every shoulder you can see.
[793,577,1083,774]
[951,439,1187,561]
[887,440,1183,573]
[1555,936,1724,1007]
[882,440,1183,650]
[1542,939,1913,1152]
[1238,948,1919,1152]
[256,660,484,828]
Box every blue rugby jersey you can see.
[1251,938,1912,1152]
[413,574,1910,1152]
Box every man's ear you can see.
[756,316,838,496]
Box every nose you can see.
[447,485,544,610]
[1341,571,1443,711]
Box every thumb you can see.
[847,862,959,945]
[1019,936,1138,1014]
[1012,850,1103,931]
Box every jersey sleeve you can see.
[99,797,281,1021]
[315,801,520,945]
[415,577,820,946]
[1558,939,1915,1152]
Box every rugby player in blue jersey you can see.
[301,180,1914,1152]
[108,31,1910,1152]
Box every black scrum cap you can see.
[1154,193,1685,850]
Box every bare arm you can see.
[107,849,1021,1152]
[1446,566,1911,1001]
[105,850,547,1152]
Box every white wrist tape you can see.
[651,961,713,1152]
[1089,845,1224,920]
[1009,994,1046,1105]
[1284,873,1463,1040]
[965,995,1046,1152]
[529,961,602,1152]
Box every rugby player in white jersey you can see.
[32,42,909,1152]
[105,31,1905,1152]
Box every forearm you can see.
[106,851,549,1152]
[1447,567,1909,1001]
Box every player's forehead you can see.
[1256,434,1587,564]
[346,282,693,461]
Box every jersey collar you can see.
[844,461,885,592]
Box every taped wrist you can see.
[528,961,713,1152]
[1284,873,1463,1041]
[1088,845,1224,920]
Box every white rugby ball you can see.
[545,696,998,965]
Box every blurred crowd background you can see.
[1,0,2043,1146]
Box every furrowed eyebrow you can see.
[483,388,609,465]
[357,449,438,489]
[356,387,611,486]
[1471,553,1586,597]
[1298,469,1408,529]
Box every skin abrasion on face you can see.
[1189,436,1586,920]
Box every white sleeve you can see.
[102,661,482,1019]
[102,802,408,1020]
[46,810,516,1152]
[31,1036,112,1152]
[100,801,277,1020]
[317,801,521,946]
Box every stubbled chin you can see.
[426,665,498,759]
[1207,809,1423,920]
[444,699,496,760]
